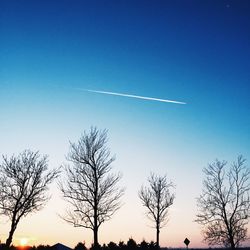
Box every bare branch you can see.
[139,173,175,248]
[0,150,60,247]
[59,127,124,248]
[196,156,250,248]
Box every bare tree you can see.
[196,156,250,248]
[0,150,59,248]
[60,127,124,249]
[139,173,175,248]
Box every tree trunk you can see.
[231,242,236,249]
[93,203,99,250]
[6,222,17,248]
[229,233,235,249]
[156,223,160,249]
[93,185,99,249]
[93,225,98,250]
[93,167,99,250]
[156,201,160,250]
[227,224,235,249]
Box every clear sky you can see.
[0,0,250,248]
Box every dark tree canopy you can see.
[60,127,124,249]
[0,150,59,248]
[139,173,175,248]
[74,242,87,250]
[196,156,250,248]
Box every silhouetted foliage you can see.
[118,241,126,250]
[89,243,101,250]
[139,240,148,250]
[74,243,87,250]
[0,150,60,248]
[0,240,161,250]
[0,244,33,250]
[196,156,250,248]
[148,242,157,250]
[99,239,158,250]
[29,245,51,250]
[126,238,138,250]
[97,239,141,250]
[36,245,51,250]
[107,242,118,250]
[60,126,124,250]
[0,244,8,250]
[139,173,175,248]
[4,244,250,250]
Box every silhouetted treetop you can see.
[0,150,60,248]
[196,155,250,248]
[139,173,175,248]
[74,243,86,250]
[60,127,124,250]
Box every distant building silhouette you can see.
[51,243,72,250]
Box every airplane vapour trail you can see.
[83,89,186,105]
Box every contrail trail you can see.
[82,89,186,105]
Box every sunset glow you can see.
[19,238,28,247]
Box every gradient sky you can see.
[0,0,250,248]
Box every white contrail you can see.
[82,89,186,105]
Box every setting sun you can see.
[19,238,28,247]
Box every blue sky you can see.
[0,0,250,248]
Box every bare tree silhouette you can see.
[139,173,175,248]
[0,150,59,248]
[60,127,124,249]
[196,155,250,248]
